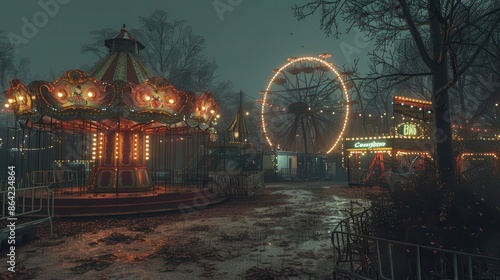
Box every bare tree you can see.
[293,0,500,187]
[81,28,118,60]
[0,40,15,93]
[135,11,218,93]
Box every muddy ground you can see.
[1,182,380,280]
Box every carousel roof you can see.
[91,24,152,84]
[3,25,219,133]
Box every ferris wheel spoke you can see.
[281,71,300,96]
[280,84,301,104]
[311,80,338,106]
[310,116,328,152]
[301,66,316,99]
[281,115,300,150]
[314,111,341,131]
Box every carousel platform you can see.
[21,186,227,217]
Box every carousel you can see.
[3,25,223,216]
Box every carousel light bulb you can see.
[169,98,174,104]
[87,92,93,97]
[145,95,150,101]
[18,96,23,100]
[4,104,9,108]
[57,92,63,98]
[216,114,220,118]
[211,110,215,114]
[202,106,206,110]
[8,99,13,103]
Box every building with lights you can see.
[345,96,500,187]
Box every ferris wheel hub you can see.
[288,102,313,115]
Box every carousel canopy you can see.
[3,25,219,133]
[91,24,152,85]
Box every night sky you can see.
[0,0,368,98]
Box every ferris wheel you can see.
[260,54,351,154]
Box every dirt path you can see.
[1,182,379,279]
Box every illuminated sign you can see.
[396,122,425,137]
[345,140,391,150]
[354,141,386,148]
[403,124,417,136]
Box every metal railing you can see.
[212,171,264,196]
[27,170,80,195]
[331,211,500,279]
[1,185,54,235]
